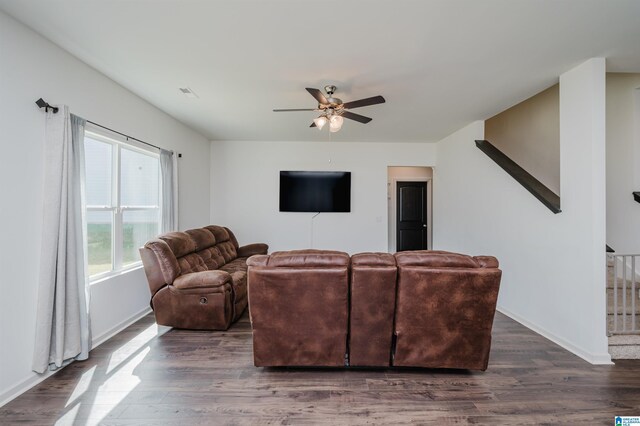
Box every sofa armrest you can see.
[238,243,268,257]
[173,270,231,290]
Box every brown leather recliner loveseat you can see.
[140,225,268,330]
[247,249,501,371]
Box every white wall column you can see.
[433,58,609,364]
[559,57,608,360]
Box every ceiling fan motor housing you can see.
[324,85,337,95]
[319,85,342,108]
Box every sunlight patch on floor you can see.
[80,347,149,425]
[65,366,96,408]
[58,322,160,425]
[55,403,79,425]
[106,323,158,374]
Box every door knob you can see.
[422,224,427,228]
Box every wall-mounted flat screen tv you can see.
[279,171,351,213]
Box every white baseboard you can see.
[0,306,152,408]
[91,306,152,349]
[0,369,57,409]
[497,306,613,365]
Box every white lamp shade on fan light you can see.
[329,115,344,133]
[313,116,328,130]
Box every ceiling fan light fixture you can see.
[329,114,344,132]
[274,85,384,132]
[313,116,328,130]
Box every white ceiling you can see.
[2,0,640,142]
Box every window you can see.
[84,130,161,279]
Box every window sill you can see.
[90,263,144,285]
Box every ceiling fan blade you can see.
[341,110,372,124]
[306,88,329,105]
[273,108,316,112]
[343,95,386,110]
[310,122,317,128]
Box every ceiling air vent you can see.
[179,87,198,99]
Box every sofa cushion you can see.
[217,241,238,263]
[197,246,226,270]
[205,225,230,243]
[178,253,208,275]
[220,257,248,274]
[185,228,216,250]
[173,270,231,290]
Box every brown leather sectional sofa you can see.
[140,225,268,330]
[247,249,502,371]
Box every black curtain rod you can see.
[35,97,167,153]
[85,120,162,151]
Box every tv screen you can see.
[279,171,351,213]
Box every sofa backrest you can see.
[349,252,397,367]
[246,249,502,370]
[392,250,501,370]
[205,225,239,263]
[159,232,207,276]
[140,225,241,298]
[394,250,499,268]
[247,249,349,269]
[186,228,224,270]
[247,249,350,367]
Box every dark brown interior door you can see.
[396,181,427,252]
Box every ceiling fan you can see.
[273,85,385,132]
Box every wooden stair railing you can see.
[475,140,561,214]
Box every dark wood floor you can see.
[2,312,640,425]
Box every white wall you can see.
[606,73,640,254]
[0,11,211,405]
[433,58,610,364]
[211,141,437,254]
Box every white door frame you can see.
[388,177,432,253]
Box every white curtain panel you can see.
[160,149,178,233]
[32,107,91,374]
